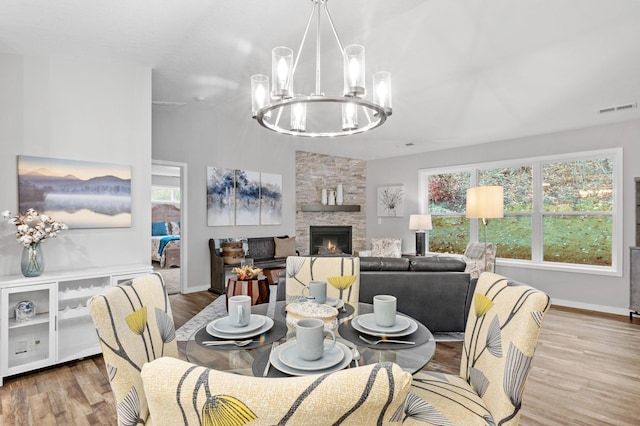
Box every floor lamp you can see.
[409,214,432,256]
[465,186,504,271]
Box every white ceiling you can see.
[1,0,639,160]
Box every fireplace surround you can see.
[310,226,352,255]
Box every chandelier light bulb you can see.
[343,44,365,97]
[290,102,307,132]
[251,74,270,118]
[272,46,293,99]
[373,71,392,115]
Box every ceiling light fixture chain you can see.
[250,0,392,138]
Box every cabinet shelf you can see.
[300,205,361,212]
[8,312,50,329]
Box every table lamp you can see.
[466,186,504,268]
[409,214,432,256]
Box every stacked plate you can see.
[269,340,353,376]
[206,314,274,339]
[351,313,418,337]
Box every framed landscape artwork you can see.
[17,155,132,228]
[377,184,404,217]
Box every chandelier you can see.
[250,0,392,138]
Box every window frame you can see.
[151,185,181,204]
[418,148,623,277]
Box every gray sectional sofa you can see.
[358,256,476,332]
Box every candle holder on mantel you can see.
[321,189,328,205]
[336,184,344,205]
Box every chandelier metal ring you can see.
[255,96,388,137]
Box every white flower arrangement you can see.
[2,208,68,247]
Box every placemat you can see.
[195,318,287,351]
[338,316,432,350]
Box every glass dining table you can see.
[185,300,436,377]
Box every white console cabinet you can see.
[0,264,151,386]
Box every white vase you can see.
[329,190,336,205]
[321,189,328,205]
[336,184,344,205]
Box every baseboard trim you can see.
[551,298,629,316]
[182,284,210,294]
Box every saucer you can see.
[324,297,340,307]
[206,316,274,339]
[210,314,266,334]
[351,315,418,337]
[357,313,410,333]
[278,340,344,371]
[270,341,352,376]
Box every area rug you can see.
[175,295,464,342]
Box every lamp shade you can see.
[409,214,432,231]
[466,186,504,219]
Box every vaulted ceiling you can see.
[1,0,639,159]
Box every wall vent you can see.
[599,102,637,114]
[152,101,186,109]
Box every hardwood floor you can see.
[1,292,638,425]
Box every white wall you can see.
[0,54,152,275]
[367,119,640,315]
[152,104,296,292]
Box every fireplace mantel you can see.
[300,204,361,212]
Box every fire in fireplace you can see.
[310,226,352,255]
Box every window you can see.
[419,149,622,275]
[152,186,180,203]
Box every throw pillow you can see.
[370,238,402,258]
[151,221,168,236]
[169,221,180,235]
[275,236,297,258]
[142,357,411,425]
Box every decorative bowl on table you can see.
[15,300,36,322]
[285,300,339,330]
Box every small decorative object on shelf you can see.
[321,188,328,205]
[2,208,68,277]
[328,190,336,206]
[336,184,344,206]
[231,265,263,281]
[15,300,36,322]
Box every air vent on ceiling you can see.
[599,102,637,114]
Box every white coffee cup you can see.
[296,318,336,361]
[374,294,397,327]
[228,295,251,327]
[301,280,327,304]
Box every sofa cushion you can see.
[274,236,297,258]
[409,256,466,272]
[142,357,411,426]
[359,257,410,271]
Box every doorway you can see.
[151,160,188,294]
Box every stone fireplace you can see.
[310,226,352,255]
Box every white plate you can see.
[278,340,344,371]
[270,341,352,376]
[210,314,265,334]
[352,315,418,337]
[357,313,411,333]
[206,316,274,339]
